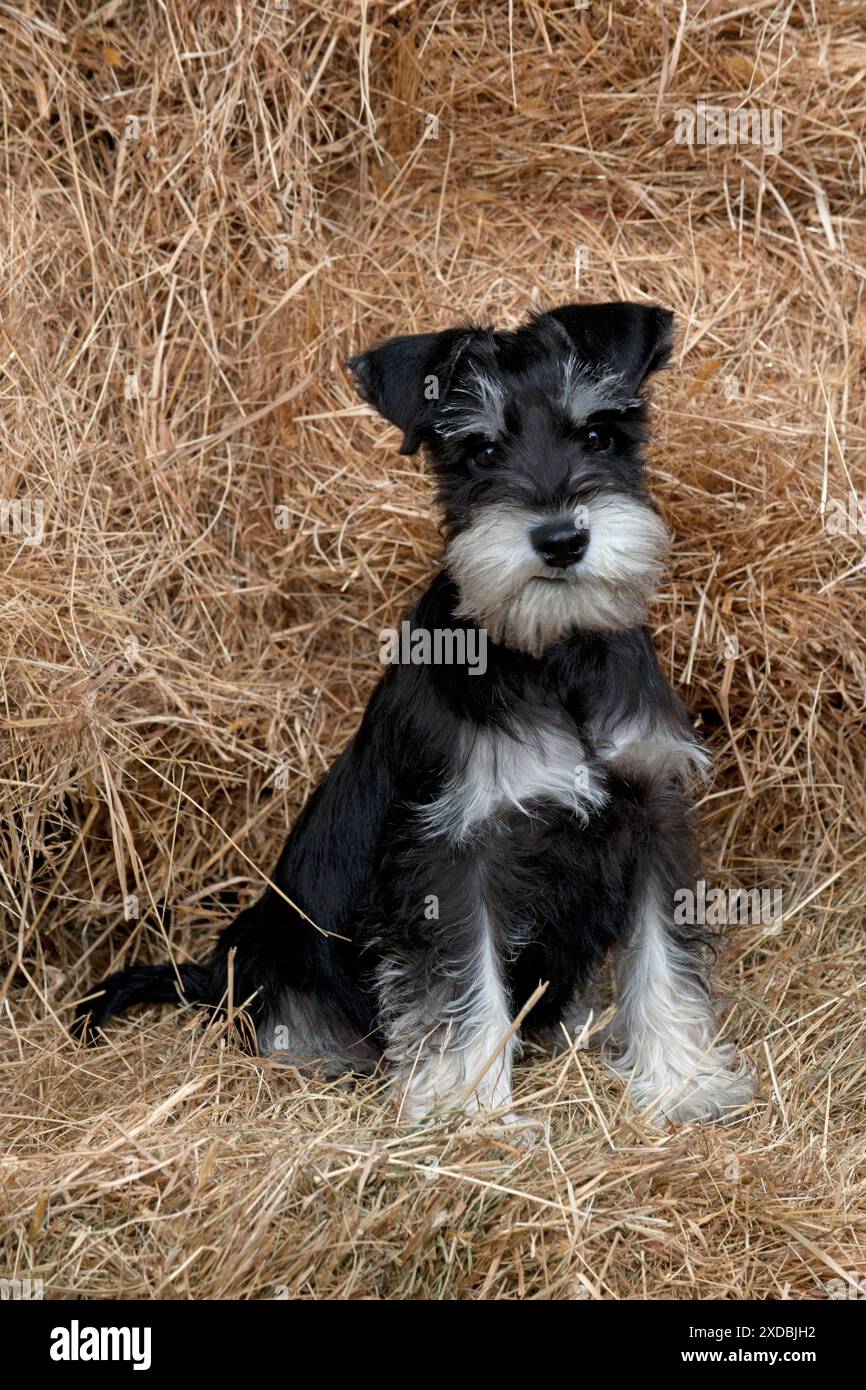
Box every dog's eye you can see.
[581,426,613,453]
[470,442,501,468]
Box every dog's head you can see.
[350,302,673,656]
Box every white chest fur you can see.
[417,718,609,844]
[416,706,709,845]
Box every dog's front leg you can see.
[609,789,753,1123]
[376,847,516,1125]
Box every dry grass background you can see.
[1,0,865,1300]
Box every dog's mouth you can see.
[526,568,580,585]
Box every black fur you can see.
[77,302,747,1124]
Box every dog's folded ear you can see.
[544,302,674,394]
[348,327,478,454]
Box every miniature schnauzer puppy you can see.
[79,301,752,1125]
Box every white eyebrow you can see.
[437,364,506,440]
[559,353,641,422]
[437,356,641,440]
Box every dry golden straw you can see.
[0,0,864,1300]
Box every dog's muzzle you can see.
[530,519,589,570]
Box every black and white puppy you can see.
[78,302,752,1125]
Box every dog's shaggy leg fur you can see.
[611,882,752,1122]
[608,797,753,1123]
[376,853,515,1124]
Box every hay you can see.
[1,0,864,1300]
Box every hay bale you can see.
[0,1,863,1299]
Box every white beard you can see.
[445,496,670,657]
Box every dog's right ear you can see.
[348,327,477,455]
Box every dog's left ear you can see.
[348,327,478,454]
[544,302,674,394]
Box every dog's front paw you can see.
[660,1067,754,1124]
[627,1062,754,1126]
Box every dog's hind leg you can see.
[256,987,381,1076]
[212,897,381,1075]
[526,987,594,1055]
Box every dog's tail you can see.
[74,961,210,1042]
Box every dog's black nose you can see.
[531,521,590,569]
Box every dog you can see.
[77,301,752,1125]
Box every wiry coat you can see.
[78,302,752,1125]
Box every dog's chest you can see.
[417,709,707,845]
[418,717,608,843]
